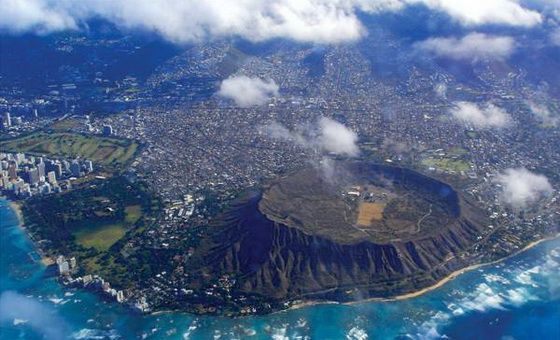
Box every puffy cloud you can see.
[415,33,516,60]
[450,102,512,128]
[0,291,68,340]
[0,0,543,43]
[266,121,308,146]
[317,117,360,156]
[218,76,279,107]
[0,0,77,34]
[357,0,542,27]
[496,168,553,208]
[265,117,359,157]
[527,101,559,127]
[408,0,542,27]
[0,0,365,44]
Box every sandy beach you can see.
[3,196,558,315]
[5,199,55,266]
[284,233,560,311]
[7,199,24,225]
[346,233,560,305]
[221,233,560,315]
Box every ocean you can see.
[0,198,559,340]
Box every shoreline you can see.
[2,197,558,316]
[7,199,24,225]
[286,233,560,311]
[362,233,560,304]
[3,198,55,266]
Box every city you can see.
[1,39,558,315]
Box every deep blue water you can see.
[0,198,559,340]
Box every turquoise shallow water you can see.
[0,198,559,340]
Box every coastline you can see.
[2,197,558,316]
[3,198,55,266]
[286,233,560,311]
[362,233,560,304]
[7,199,24,225]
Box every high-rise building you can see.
[54,162,63,178]
[7,164,18,179]
[37,161,46,178]
[0,174,9,189]
[70,160,82,177]
[15,153,25,163]
[62,160,71,173]
[3,112,11,127]
[69,257,77,269]
[12,178,25,193]
[47,171,57,184]
[116,290,125,303]
[44,159,54,173]
[85,160,94,173]
[56,255,70,275]
[24,167,40,185]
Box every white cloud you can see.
[0,291,68,340]
[218,75,279,107]
[0,0,77,34]
[0,0,365,44]
[0,0,543,43]
[415,33,516,60]
[265,117,359,157]
[317,117,359,156]
[408,0,542,27]
[496,168,553,208]
[450,102,512,128]
[357,0,542,27]
[527,101,559,126]
[266,121,308,146]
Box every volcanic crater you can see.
[196,162,490,303]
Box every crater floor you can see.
[259,162,466,244]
